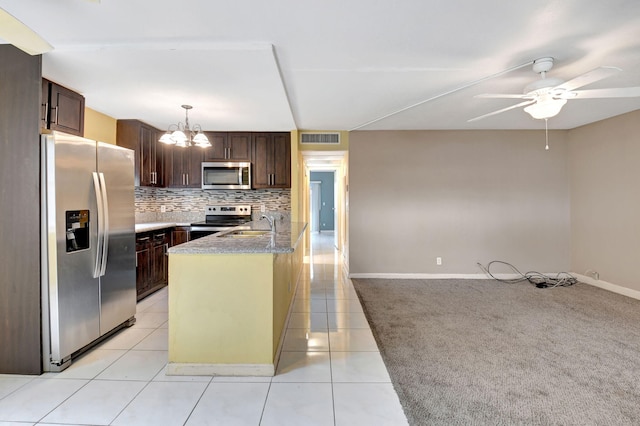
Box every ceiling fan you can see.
[468,57,640,122]
[0,1,100,55]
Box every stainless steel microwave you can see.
[202,162,251,190]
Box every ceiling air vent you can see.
[300,132,340,144]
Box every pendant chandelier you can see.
[158,105,210,148]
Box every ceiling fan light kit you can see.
[470,56,640,123]
[158,105,211,148]
[523,97,567,120]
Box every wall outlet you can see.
[260,204,266,213]
[160,205,166,213]
[436,257,442,266]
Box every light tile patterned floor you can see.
[0,232,408,425]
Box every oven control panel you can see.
[205,205,251,216]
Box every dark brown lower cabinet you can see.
[171,227,191,246]
[135,230,169,300]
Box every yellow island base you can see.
[166,223,305,376]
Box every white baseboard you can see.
[348,273,520,280]
[572,273,640,301]
[348,272,640,301]
[166,362,275,377]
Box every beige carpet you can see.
[351,279,640,426]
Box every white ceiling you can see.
[1,0,640,131]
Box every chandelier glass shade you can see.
[158,105,210,148]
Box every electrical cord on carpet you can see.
[477,260,577,288]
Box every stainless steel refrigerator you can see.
[41,131,137,372]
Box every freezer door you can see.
[43,133,101,364]
[97,142,136,335]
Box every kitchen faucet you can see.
[261,214,276,232]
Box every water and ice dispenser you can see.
[65,210,90,252]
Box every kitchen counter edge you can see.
[135,222,191,233]
[167,221,308,255]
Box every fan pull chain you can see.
[545,119,549,150]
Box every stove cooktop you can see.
[191,204,252,228]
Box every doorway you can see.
[302,151,347,258]
[310,171,336,234]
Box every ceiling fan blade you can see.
[468,100,536,122]
[0,7,53,55]
[554,66,621,91]
[475,94,532,99]
[568,87,640,99]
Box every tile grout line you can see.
[181,379,214,426]
[34,377,92,424]
[109,291,169,425]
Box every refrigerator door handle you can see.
[92,172,104,278]
[98,172,110,277]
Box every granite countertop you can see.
[135,222,191,233]
[168,221,308,255]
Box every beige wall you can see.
[84,107,117,144]
[349,130,571,275]
[568,110,640,291]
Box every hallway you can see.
[0,232,407,425]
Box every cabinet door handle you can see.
[154,233,166,239]
[42,102,49,124]
[53,106,59,124]
[164,243,169,255]
[186,173,189,186]
[137,236,150,243]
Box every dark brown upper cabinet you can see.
[252,132,291,189]
[41,79,85,137]
[204,132,251,161]
[164,145,204,188]
[116,119,164,187]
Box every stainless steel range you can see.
[190,205,252,239]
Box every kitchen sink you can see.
[217,230,272,238]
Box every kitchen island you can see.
[166,220,307,376]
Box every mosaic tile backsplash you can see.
[135,187,291,223]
